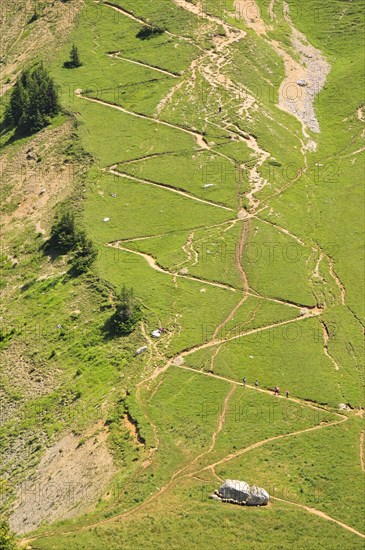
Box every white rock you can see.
[215,479,269,506]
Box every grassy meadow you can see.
[0,0,363,548]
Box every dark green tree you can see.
[0,519,16,550]
[5,63,60,132]
[5,77,27,125]
[64,45,82,68]
[70,231,98,274]
[47,210,97,274]
[49,210,77,253]
[111,286,141,335]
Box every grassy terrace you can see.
[0,0,363,548]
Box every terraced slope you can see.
[0,1,363,548]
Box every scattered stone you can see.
[203,183,215,188]
[151,330,161,338]
[179,267,189,275]
[213,479,269,506]
[103,217,110,222]
[135,346,148,355]
[297,79,308,87]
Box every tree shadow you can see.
[0,120,36,147]
[136,26,165,40]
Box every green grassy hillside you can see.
[0,0,363,548]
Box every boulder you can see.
[215,479,269,506]
[246,485,270,506]
[216,480,251,503]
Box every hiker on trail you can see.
[274,386,279,396]
[243,377,246,386]
[286,390,289,398]
[255,380,259,387]
[218,106,222,113]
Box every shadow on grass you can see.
[136,26,165,40]
[0,120,36,147]
[101,315,124,341]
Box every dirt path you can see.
[109,165,233,211]
[21,3,357,545]
[194,415,346,475]
[268,0,276,22]
[176,308,320,361]
[360,431,365,473]
[107,242,237,292]
[321,321,340,371]
[107,52,180,78]
[24,377,358,546]
[75,91,209,149]
[102,0,198,46]
[272,496,365,539]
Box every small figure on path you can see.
[285,390,289,399]
[255,380,259,387]
[274,385,280,396]
[243,377,246,387]
[218,106,222,113]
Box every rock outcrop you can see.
[212,479,269,506]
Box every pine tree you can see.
[5,63,60,132]
[5,77,27,125]
[111,287,142,335]
[64,45,82,69]
[49,210,77,252]
[71,45,82,67]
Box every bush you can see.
[47,210,97,274]
[110,286,142,335]
[0,519,16,550]
[70,231,98,274]
[5,63,60,133]
[49,210,77,253]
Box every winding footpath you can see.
[21,1,363,546]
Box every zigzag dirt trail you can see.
[21,1,361,546]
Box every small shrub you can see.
[110,286,142,336]
[0,519,16,550]
[47,209,97,274]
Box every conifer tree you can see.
[71,44,82,67]
[5,63,60,132]
[111,286,142,335]
[64,45,82,68]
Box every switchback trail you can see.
[75,90,210,149]
[24,383,362,544]
[109,165,233,211]
[21,2,359,546]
